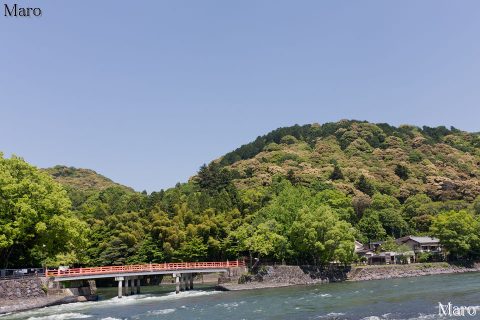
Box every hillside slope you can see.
[5,120,480,268]
[218,120,480,202]
[43,165,134,193]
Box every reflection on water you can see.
[2,272,480,320]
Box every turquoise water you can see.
[2,272,480,320]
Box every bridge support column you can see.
[115,277,124,298]
[174,273,180,294]
[184,274,188,291]
[136,278,141,294]
[124,277,129,296]
[183,273,190,291]
[130,278,135,295]
[189,273,194,290]
[182,274,187,291]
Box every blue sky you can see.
[1,1,480,191]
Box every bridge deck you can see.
[47,260,244,282]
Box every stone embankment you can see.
[347,262,480,281]
[217,265,348,290]
[0,277,47,300]
[217,262,480,290]
[0,278,97,315]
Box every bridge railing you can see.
[46,260,245,278]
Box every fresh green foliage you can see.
[4,120,480,267]
[0,155,87,268]
[430,210,480,259]
[355,175,375,197]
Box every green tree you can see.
[315,189,355,223]
[357,213,386,242]
[368,194,409,238]
[355,175,375,196]
[0,155,87,268]
[196,162,233,193]
[289,206,355,265]
[430,210,480,259]
[394,164,409,180]
[329,163,344,180]
[471,196,480,216]
[176,236,208,262]
[352,194,371,220]
[403,194,435,232]
[377,208,409,238]
[232,220,287,261]
[286,169,298,185]
[249,220,288,260]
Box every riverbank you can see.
[0,295,95,315]
[217,262,480,290]
[348,262,480,281]
[217,265,330,291]
[0,278,97,315]
[3,262,480,314]
[3,271,479,320]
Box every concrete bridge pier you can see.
[184,274,189,291]
[135,277,141,294]
[130,278,135,295]
[181,274,186,291]
[174,273,180,294]
[124,277,130,296]
[115,277,124,298]
[173,273,194,294]
[113,277,140,298]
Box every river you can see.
[1,272,480,320]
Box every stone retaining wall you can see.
[0,278,98,314]
[0,277,46,300]
[217,262,480,291]
[347,262,480,281]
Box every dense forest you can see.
[1,120,480,268]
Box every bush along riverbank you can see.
[216,262,480,290]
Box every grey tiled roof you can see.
[398,236,440,244]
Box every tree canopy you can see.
[4,120,480,267]
[0,155,87,268]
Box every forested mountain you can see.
[2,120,480,268]
[42,166,135,212]
[219,120,480,202]
[43,166,134,193]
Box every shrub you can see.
[238,274,253,284]
[408,150,423,163]
[394,164,409,180]
[281,135,298,145]
[417,252,432,263]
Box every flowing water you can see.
[2,272,480,320]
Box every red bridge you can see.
[46,260,246,297]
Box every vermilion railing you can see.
[46,260,245,278]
